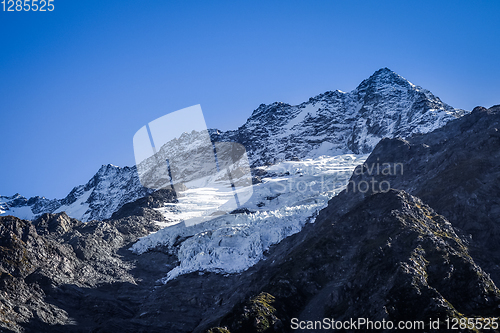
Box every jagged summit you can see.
[212,68,467,166]
[362,66,394,78]
[355,67,422,95]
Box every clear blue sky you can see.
[1,0,499,199]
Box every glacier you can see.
[130,154,369,282]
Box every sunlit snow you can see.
[0,205,34,220]
[53,188,93,221]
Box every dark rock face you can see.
[1,104,499,332]
[110,188,176,221]
[0,189,178,332]
[202,191,500,332]
[0,214,114,331]
[338,105,500,285]
[32,212,82,236]
[107,189,177,243]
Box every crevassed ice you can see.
[130,154,368,282]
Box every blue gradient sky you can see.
[1,0,499,199]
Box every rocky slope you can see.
[335,104,500,286]
[1,106,500,332]
[0,190,174,332]
[203,191,500,332]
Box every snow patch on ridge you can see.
[53,188,93,221]
[0,195,35,220]
[0,205,34,220]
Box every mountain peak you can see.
[356,67,413,91]
[374,66,394,74]
[214,68,467,165]
[370,67,399,78]
[98,164,122,172]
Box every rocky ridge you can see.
[0,190,175,332]
[211,67,467,166]
[334,104,500,285]
[203,190,500,332]
[0,165,152,222]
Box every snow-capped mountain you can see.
[1,106,499,333]
[0,194,60,220]
[211,67,468,166]
[2,70,498,332]
[0,165,152,222]
[1,68,468,222]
